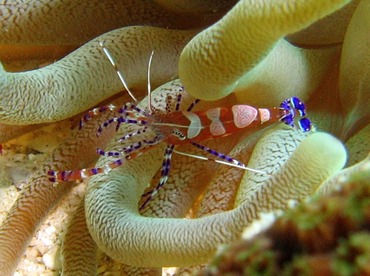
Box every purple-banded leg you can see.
[174,93,182,112]
[140,144,175,209]
[186,98,201,112]
[118,102,151,118]
[97,134,162,158]
[96,102,151,136]
[117,127,148,142]
[79,104,117,129]
[97,142,143,157]
[190,142,245,167]
[97,115,149,136]
[97,116,122,136]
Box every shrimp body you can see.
[150,105,288,145]
[48,43,314,208]
[48,95,312,202]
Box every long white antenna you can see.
[152,122,205,129]
[147,50,154,112]
[172,149,266,174]
[99,41,138,103]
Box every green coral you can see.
[199,178,370,275]
[334,232,370,275]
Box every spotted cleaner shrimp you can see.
[48,42,314,208]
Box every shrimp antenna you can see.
[172,149,266,174]
[147,50,154,112]
[99,41,138,103]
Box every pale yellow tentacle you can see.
[233,42,339,106]
[235,127,308,206]
[196,126,273,216]
[179,0,351,100]
[287,0,360,46]
[316,154,370,196]
[0,27,196,125]
[153,0,235,14]
[238,131,347,208]
[62,198,98,276]
[304,58,345,136]
[63,198,163,275]
[339,0,370,137]
[0,0,212,47]
[346,123,370,166]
